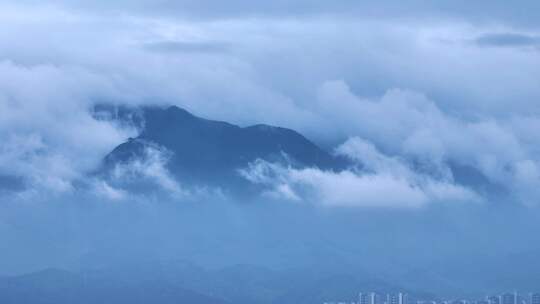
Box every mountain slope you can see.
[102,105,344,192]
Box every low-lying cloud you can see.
[240,138,481,208]
[313,81,540,206]
[0,61,136,196]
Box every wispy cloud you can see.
[108,143,185,196]
[240,138,481,208]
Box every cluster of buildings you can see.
[324,292,540,304]
[358,292,408,304]
[416,292,540,304]
[323,292,409,304]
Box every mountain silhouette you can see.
[101,105,345,194]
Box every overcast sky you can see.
[1,1,540,207]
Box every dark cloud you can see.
[11,0,540,28]
[475,32,540,48]
[0,175,25,192]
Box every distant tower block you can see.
[370,292,381,304]
[501,293,517,304]
[387,293,408,304]
[359,293,369,304]
[487,296,501,304]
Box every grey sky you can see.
[10,0,540,27]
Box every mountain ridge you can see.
[101,105,346,194]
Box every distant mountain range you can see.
[0,261,426,304]
[0,267,228,304]
[7,253,540,304]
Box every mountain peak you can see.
[165,105,197,117]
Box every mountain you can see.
[97,104,499,200]
[100,105,345,194]
[0,268,229,304]
[394,249,540,298]
[0,262,427,304]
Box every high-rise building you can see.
[359,293,369,304]
[531,293,540,304]
[388,293,399,304]
[370,292,381,304]
[387,293,407,304]
[400,293,408,304]
[488,296,501,304]
[501,293,517,304]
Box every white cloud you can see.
[315,80,540,205]
[240,138,481,208]
[0,3,539,207]
[0,61,135,195]
[110,143,184,196]
[92,180,128,201]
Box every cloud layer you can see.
[1,2,540,207]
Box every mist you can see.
[1,186,539,298]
